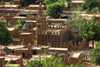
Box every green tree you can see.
[81,0,100,11]
[66,0,71,10]
[16,18,25,29]
[44,0,58,5]
[27,11,34,17]
[26,54,83,67]
[90,41,100,65]
[7,61,20,67]
[82,16,100,48]
[26,55,67,67]
[0,19,12,44]
[46,2,65,18]
[44,0,71,5]
[64,13,84,34]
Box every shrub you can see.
[46,2,65,18]
[0,19,12,44]
[16,18,25,29]
[81,0,100,11]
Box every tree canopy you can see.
[90,41,100,65]
[81,16,100,47]
[26,54,83,67]
[44,0,58,5]
[44,0,71,5]
[16,18,26,29]
[44,0,71,10]
[81,0,100,11]
[64,13,84,34]
[0,19,12,44]
[46,2,65,18]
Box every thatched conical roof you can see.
[3,46,11,54]
[21,24,29,30]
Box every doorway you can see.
[23,52,25,58]
[69,46,71,51]
[33,50,36,55]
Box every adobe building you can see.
[24,20,37,26]
[13,0,19,4]
[0,55,23,67]
[71,0,83,8]
[7,27,16,37]
[0,57,5,67]
[6,45,25,54]
[48,48,68,54]
[11,16,28,25]
[69,52,83,65]
[31,47,42,55]
[19,33,33,45]
[47,19,66,25]
[28,5,46,10]
[31,27,37,40]
[4,55,23,67]
[59,52,83,65]
[36,3,88,51]
[14,48,32,58]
